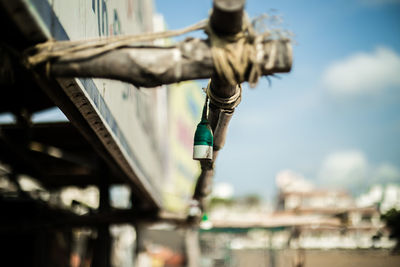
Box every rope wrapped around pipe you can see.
[24,15,269,88]
[206,80,242,110]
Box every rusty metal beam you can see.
[31,39,291,88]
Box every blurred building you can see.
[199,176,400,267]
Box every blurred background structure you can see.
[1,0,400,267]
[199,178,400,266]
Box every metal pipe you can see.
[189,0,247,222]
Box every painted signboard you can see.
[165,82,204,213]
[47,0,167,206]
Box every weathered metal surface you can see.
[191,0,246,215]
[210,0,246,35]
[189,0,292,218]
[44,38,291,87]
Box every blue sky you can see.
[1,0,398,201]
[156,0,400,199]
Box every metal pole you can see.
[191,0,246,219]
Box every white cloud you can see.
[318,150,400,192]
[273,150,400,196]
[276,169,314,192]
[318,150,368,188]
[373,163,400,184]
[212,182,234,199]
[275,151,400,195]
[322,47,400,96]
